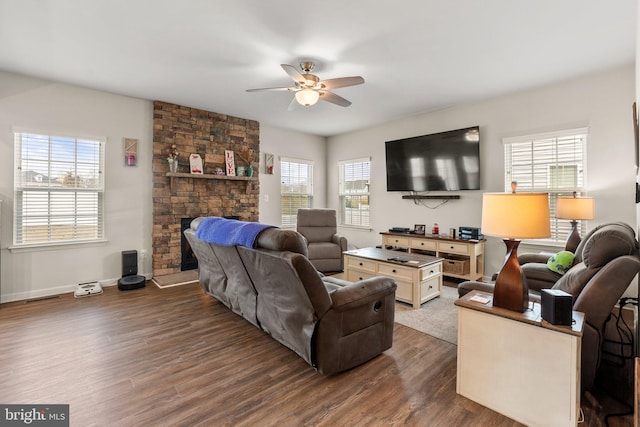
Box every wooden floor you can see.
[0,283,633,427]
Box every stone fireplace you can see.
[152,101,259,277]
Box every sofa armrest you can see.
[518,252,554,265]
[329,276,396,311]
[458,280,496,298]
[314,276,397,375]
[332,234,348,251]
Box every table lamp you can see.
[556,192,595,253]
[482,185,550,312]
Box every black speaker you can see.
[122,250,138,276]
[541,289,573,326]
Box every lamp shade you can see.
[481,192,550,240]
[295,89,320,107]
[556,196,595,220]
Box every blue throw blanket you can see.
[195,217,276,248]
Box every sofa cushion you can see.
[297,209,338,243]
[256,228,308,256]
[581,224,637,268]
[308,242,342,260]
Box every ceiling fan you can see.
[246,62,364,110]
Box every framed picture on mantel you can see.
[189,154,203,174]
[225,150,235,176]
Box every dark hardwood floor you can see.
[0,283,632,426]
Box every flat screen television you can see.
[385,126,480,192]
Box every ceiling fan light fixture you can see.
[295,89,320,107]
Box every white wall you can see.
[258,124,327,226]
[327,65,636,279]
[1,64,635,302]
[0,71,153,302]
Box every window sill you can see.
[518,239,565,252]
[9,239,109,253]
[339,225,373,231]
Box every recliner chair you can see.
[518,222,637,292]
[296,208,347,272]
[458,222,640,392]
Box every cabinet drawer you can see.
[410,239,437,251]
[346,256,377,273]
[378,263,414,280]
[346,270,376,282]
[395,279,413,302]
[438,241,470,255]
[384,236,410,247]
[420,276,440,300]
[421,262,442,281]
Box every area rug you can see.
[394,285,459,345]
[152,270,199,288]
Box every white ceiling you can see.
[0,1,636,137]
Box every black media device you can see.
[541,289,573,326]
[385,126,480,192]
[118,250,146,291]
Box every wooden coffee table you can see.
[343,247,443,308]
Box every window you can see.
[280,157,313,228]
[13,130,105,246]
[503,128,588,244]
[339,157,371,228]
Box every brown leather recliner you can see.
[296,208,347,272]
[458,222,640,392]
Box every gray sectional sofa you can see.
[184,217,397,375]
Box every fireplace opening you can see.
[181,218,198,271]
[180,215,240,271]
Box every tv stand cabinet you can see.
[380,232,484,281]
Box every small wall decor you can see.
[225,150,236,176]
[189,153,203,174]
[265,153,274,175]
[123,138,138,167]
[237,165,246,176]
[167,144,179,173]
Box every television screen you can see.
[385,126,480,192]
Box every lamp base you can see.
[493,239,529,312]
[565,220,581,253]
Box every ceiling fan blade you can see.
[319,76,364,90]
[287,96,299,111]
[281,64,306,85]
[318,90,352,107]
[246,86,296,92]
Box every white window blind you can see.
[280,157,313,228]
[339,157,371,228]
[504,128,588,244]
[14,131,105,246]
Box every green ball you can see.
[547,251,575,274]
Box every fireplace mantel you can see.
[166,172,257,192]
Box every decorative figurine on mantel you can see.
[235,147,255,177]
[167,144,179,173]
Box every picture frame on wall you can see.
[123,137,138,167]
[265,152,274,175]
[225,150,236,176]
